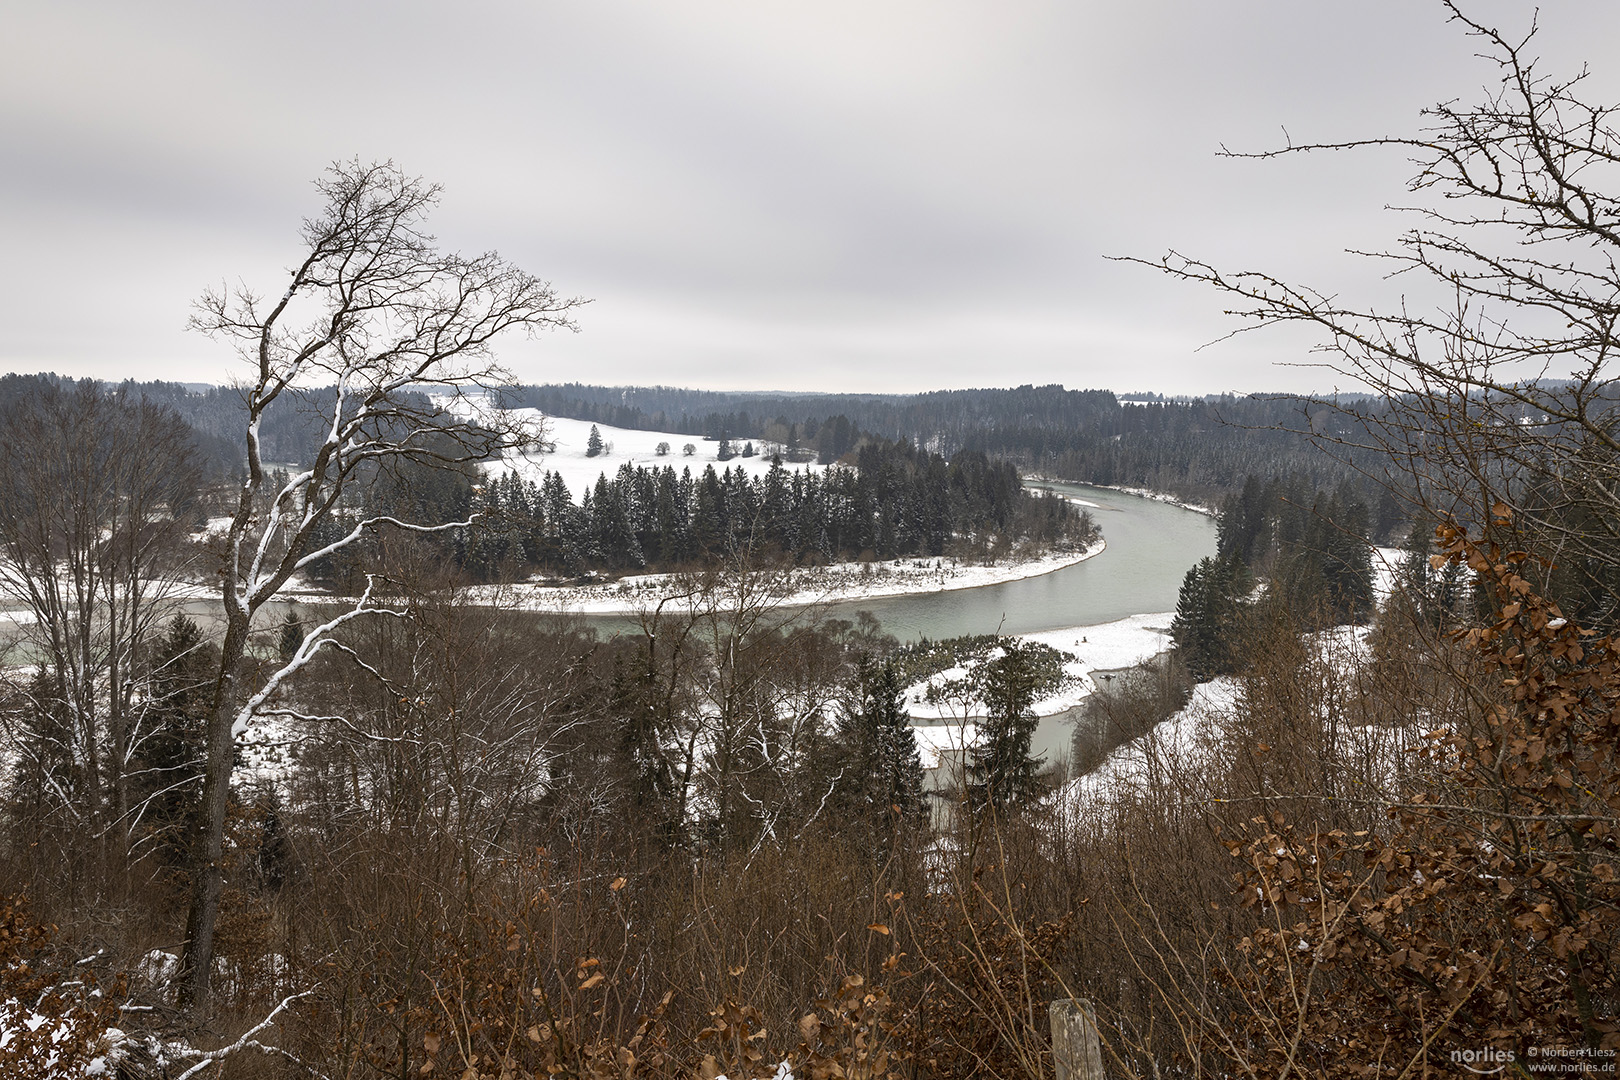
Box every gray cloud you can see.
[4,0,1617,394]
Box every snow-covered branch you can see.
[172,991,320,1080]
[231,578,408,739]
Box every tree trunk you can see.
[177,614,249,1023]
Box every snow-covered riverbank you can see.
[903,611,1175,723]
[476,539,1106,616]
[1020,478,1217,518]
[902,546,1408,764]
[1094,485,1216,517]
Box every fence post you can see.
[1049,997,1104,1080]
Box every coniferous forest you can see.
[460,444,1091,581]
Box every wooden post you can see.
[1049,998,1104,1080]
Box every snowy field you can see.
[445,401,828,497]
[1060,622,1418,810]
[1061,676,1240,805]
[912,722,978,771]
[1370,545,1406,603]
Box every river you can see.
[2,483,1214,686]
[547,482,1216,769]
[562,482,1217,643]
[0,483,1214,775]
[866,482,1218,770]
[822,482,1217,643]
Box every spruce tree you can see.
[1397,516,1466,628]
[132,616,220,864]
[838,657,924,821]
[277,611,305,661]
[585,424,605,457]
[968,640,1045,809]
[1171,557,1246,680]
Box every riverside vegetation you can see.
[6,6,1620,1075]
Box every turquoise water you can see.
[823,483,1218,643]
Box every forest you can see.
[5,13,1620,1078]
[0,368,1399,525]
[511,381,1399,515]
[457,443,1091,581]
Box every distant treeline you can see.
[514,382,1391,510]
[513,382,1121,451]
[4,374,1403,526]
[0,373,447,477]
[455,441,1093,582]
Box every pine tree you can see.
[837,658,924,830]
[1170,557,1245,680]
[585,424,605,458]
[968,640,1045,809]
[277,611,305,661]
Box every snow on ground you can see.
[913,723,978,770]
[188,515,235,542]
[0,998,130,1078]
[907,658,993,723]
[1370,545,1406,604]
[903,610,1172,721]
[0,577,217,618]
[1096,485,1216,516]
[1061,622,1419,812]
[1020,614,1175,675]
[234,713,301,789]
[440,397,828,498]
[1062,677,1240,806]
[484,540,1105,615]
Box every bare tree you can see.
[1134,2,1620,621]
[0,380,200,886]
[177,159,584,1019]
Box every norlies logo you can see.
[1451,1047,1513,1075]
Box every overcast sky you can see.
[4,1,1617,396]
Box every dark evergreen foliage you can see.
[1388,516,1471,630]
[277,612,306,662]
[131,616,219,865]
[509,382,1405,522]
[967,641,1046,809]
[0,374,1415,532]
[1216,473,1376,626]
[833,657,924,833]
[1170,557,1248,681]
[1175,473,1378,681]
[462,441,1094,579]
